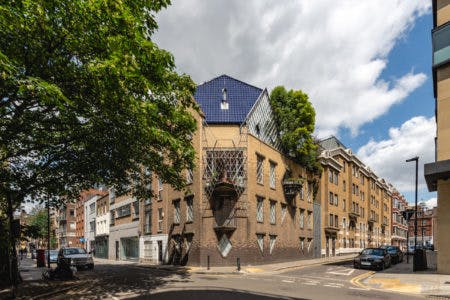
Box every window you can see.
[218,234,232,257]
[173,200,181,224]
[329,214,333,227]
[117,204,131,218]
[334,194,338,206]
[158,178,163,201]
[157,208,163,232]
[256,234,264,253]
[269,235,277,254]
[329,192,333,205]
[256,155,264,184]
[186,196,194,222]
[343,180,346,192]
[307,211,312,229]
[342,199,346,211]
[144,211,151,234]
[89,203,95,215]
[299,209,305,229]
[343,161,346,172]
[132,201,139,219]
[307,182,313,203]
[281,203,287,223]
[342,218,346,229]
[186,169,194,184]
[69,222,76,230]
[256,197,264,222]
[328,170,333,183]
[333,172,338,185]
[270,201,276,224]
[110,210,115,226]
[70,209,75,217]
[269,161,276,189]
[334,215,338,228]
[300,237,305,252]
[90,221,95,232]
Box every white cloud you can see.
[154,0,430,136]
[422,197,437,209]
[356,116,436,193]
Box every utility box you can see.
[413,249,427,271]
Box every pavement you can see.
[355,252,450,297]
[2,251,450,299]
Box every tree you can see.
[0,0,197,289]
[269,86,322,175]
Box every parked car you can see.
[381,245,403,264]
[45,250,59,264]
[354,248,391,270]
[58,247,94,270]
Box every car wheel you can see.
[88,264,94,270]
[354,263,359,269]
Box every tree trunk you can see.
[7,192,20,296]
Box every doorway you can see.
[115,241,119,260]
[158,240,163,264]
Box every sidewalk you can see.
[357,253,450,297]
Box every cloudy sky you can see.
[154,0,436,207]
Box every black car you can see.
[354,248,391,270]
[381,245,403,264]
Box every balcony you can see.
[58,215,67,222]
[282,178,303,200]
[214,217,237,232]
[368,216,377,224]
[348,210,360,220]
[324,223,339,234]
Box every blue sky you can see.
[154,1,436,207]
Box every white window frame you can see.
[256,155,264,184]
[269,201,276,225]
[174,200,181,224]
[186,197,194,222]
[256,234,264,253]
[281,203,287,224]
[157,208,163,232]
[269,235,277,254]
[256,197,264,223]
[218,234,232,257]
[269,161,276,189]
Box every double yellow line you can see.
[350,271,374,289]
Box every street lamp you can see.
[406,156,419,271]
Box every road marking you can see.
[323,284,342,288]
[350,271,374,289]
[302,282,317,285]
[349,287,369,291]
[326,267,355,276]
[282,280,295,283]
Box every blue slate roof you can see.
[194,74,263,124]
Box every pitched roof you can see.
[320,136,348,150]
[194,74,263,124]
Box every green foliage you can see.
[0,0,198,208]
[269,86,322,175]
[23,208,48,240]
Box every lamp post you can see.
[406,156,419,271]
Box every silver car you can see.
[58,247,94,270]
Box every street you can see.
[35,259,425,300]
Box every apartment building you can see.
[391,191,408,251]
[109,190,140,260]
[75,189,106,248]
[144,75,316,266]
[318,136,392,256]
[57,203,77,247]
[424,0,450,274]
[84,195,99,253]
[95,193,110,259]
[407,204,436,248]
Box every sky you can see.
[153,0,437,208]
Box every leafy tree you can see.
[269,86,322,175]
[0,0,197,288]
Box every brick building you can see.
[57,202,77,247]
[318,137,392,256]
[407,204,436,248]
[137,75,316,266]
[391,191,408,251]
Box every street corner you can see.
[350,271,375,289]
[363,277,421,295]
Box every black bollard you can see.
[207,255,210,270]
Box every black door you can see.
[115,241,119,260]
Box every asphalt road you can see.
[45,260,425,300]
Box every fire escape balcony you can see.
[282,178,303,201]
[214,216,237,232]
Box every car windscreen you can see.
[361,249,384,256]
[63,248,87,255]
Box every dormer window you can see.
[221,88,229,110]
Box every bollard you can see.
[207,255,210,270]
[237,257,241,271]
